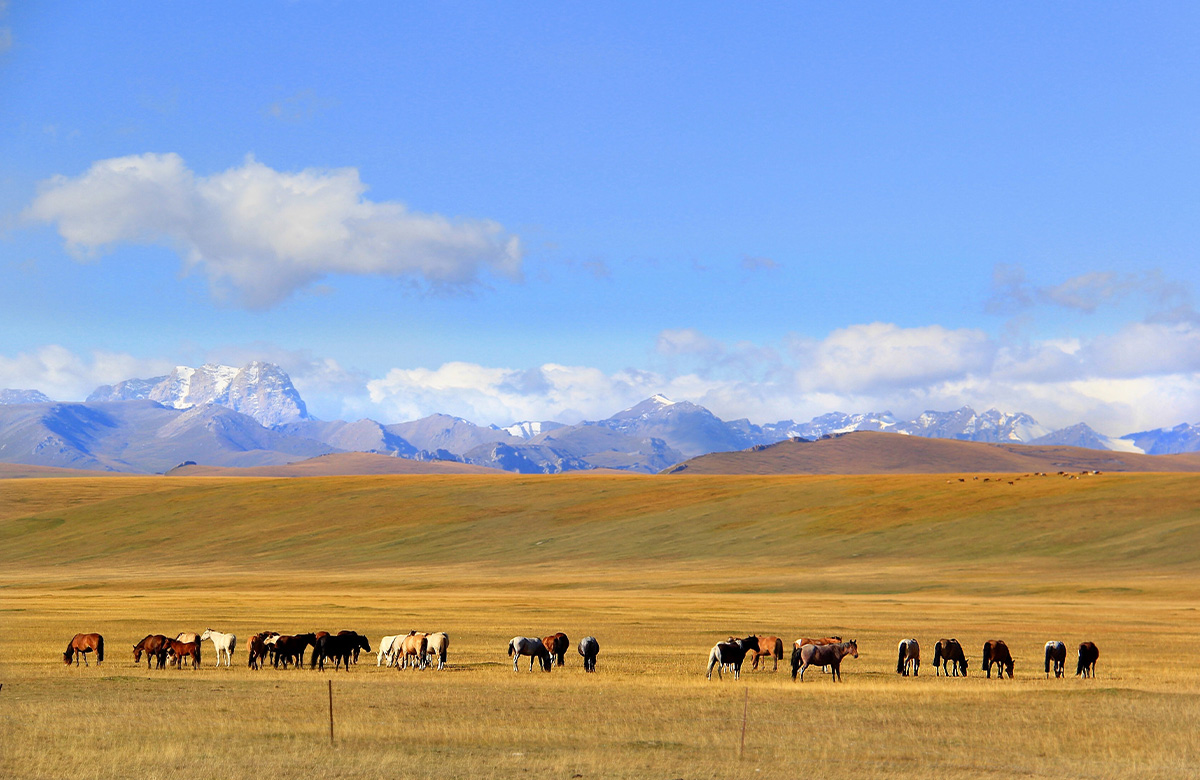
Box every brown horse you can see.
[271,634,315,669]
[166,639,200,670]
[791,640,857,682]
[794,636,842,673]
[982,640,1014,678]
[132,634,171,670]
[63,633,104,666]
[541,633,570,667]
[749,636,784,671]
[932,638,968,676]
[247,634,271,670]
[1076,642,1099,678]
[399,631,429,670]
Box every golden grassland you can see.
[2,472,1200,778]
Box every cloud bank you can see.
[26,153,523,307]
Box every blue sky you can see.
[2,2,1199,432]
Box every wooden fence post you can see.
[328,679,335,746]
[739,687,748,759]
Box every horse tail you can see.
[1045,644,1052,675]
[790,646,803,681]
[507,639,515,657]
[706,647,719,679]
[896,642,905,675]
[96,635,104,663]
[933,642,943,668]
[981,642,991,672]
[773,637,783,659]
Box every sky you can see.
[2,2,1200,434]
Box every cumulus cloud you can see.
[801,322,995,395]
[0,346,174,401]
[26,153,523,308]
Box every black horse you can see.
[312,632,371,671]
[271,633,316,669]
[578,636,600,672]
[932,638,968,676]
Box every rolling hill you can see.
[663,430,1200,475]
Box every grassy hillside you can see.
[4,472,1199,593]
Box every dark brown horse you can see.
[541,633,570,667]
[982,640,1014,678]
[336,630,367,664]
[932,638,968,676]
[247,634,270,670]
[166,639,200,670]
[1076,642,1099,678]
[63,633,104,666]
[271,634,316,669]
[749,635,784,671]
[132,634,171,669]
[791,640,858,682]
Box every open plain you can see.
[2,471,1199,779]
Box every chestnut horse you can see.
[63,633,104,666]
[247,633,275,670]
[399,631,429,670]
[932,638,968,676]
[1044,641,1067,678]
[541,633,569,667]
[982,640,1014,678]
[132,634,170,670]
[749,635,784,671]
[1076,642,1099,678]
[791,640,858,682]
[166,639,200,670]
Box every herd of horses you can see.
[67,629,1101,682]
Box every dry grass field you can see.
[2,472,1199,779]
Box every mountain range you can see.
[2,361,1198,474]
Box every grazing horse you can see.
[132,635,170,670]
[312,632,371,671]
[791,640,858,682]
[247,633,274,670]
[399,631,429,670]
[336,630,367,664]
[982,640,1014,679]
[271,634,315,669]
[541,633,570,667]
[578,636,599,672]
[377,635,402,667]
[508,636,552,672]
[166,639,200,670]
[706,636,759,680]
[749,635,784,671]
[932,638,968,677]
[1044,641,1067,678]
[1076,642,1099,678]
[896,638,920,676]
[200,629,237,667]
[63,633,104,666]
[425,632,449,670]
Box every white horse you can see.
[896,638,920,676]
[425,632,449,670]
[200,629,237,667]
[377,635,402,667]
[508,636,551,672]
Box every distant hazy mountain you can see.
[0,400,331,473]
[1120,422,1200,455]
[1030,422,1143,453]
[88,361,308,426]
[6,362,1198,475]
[0,389,54,404]
[596,394,752,458]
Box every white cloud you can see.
[0,346,174,401]
[801,322,995,395]
[26,153,523,308]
